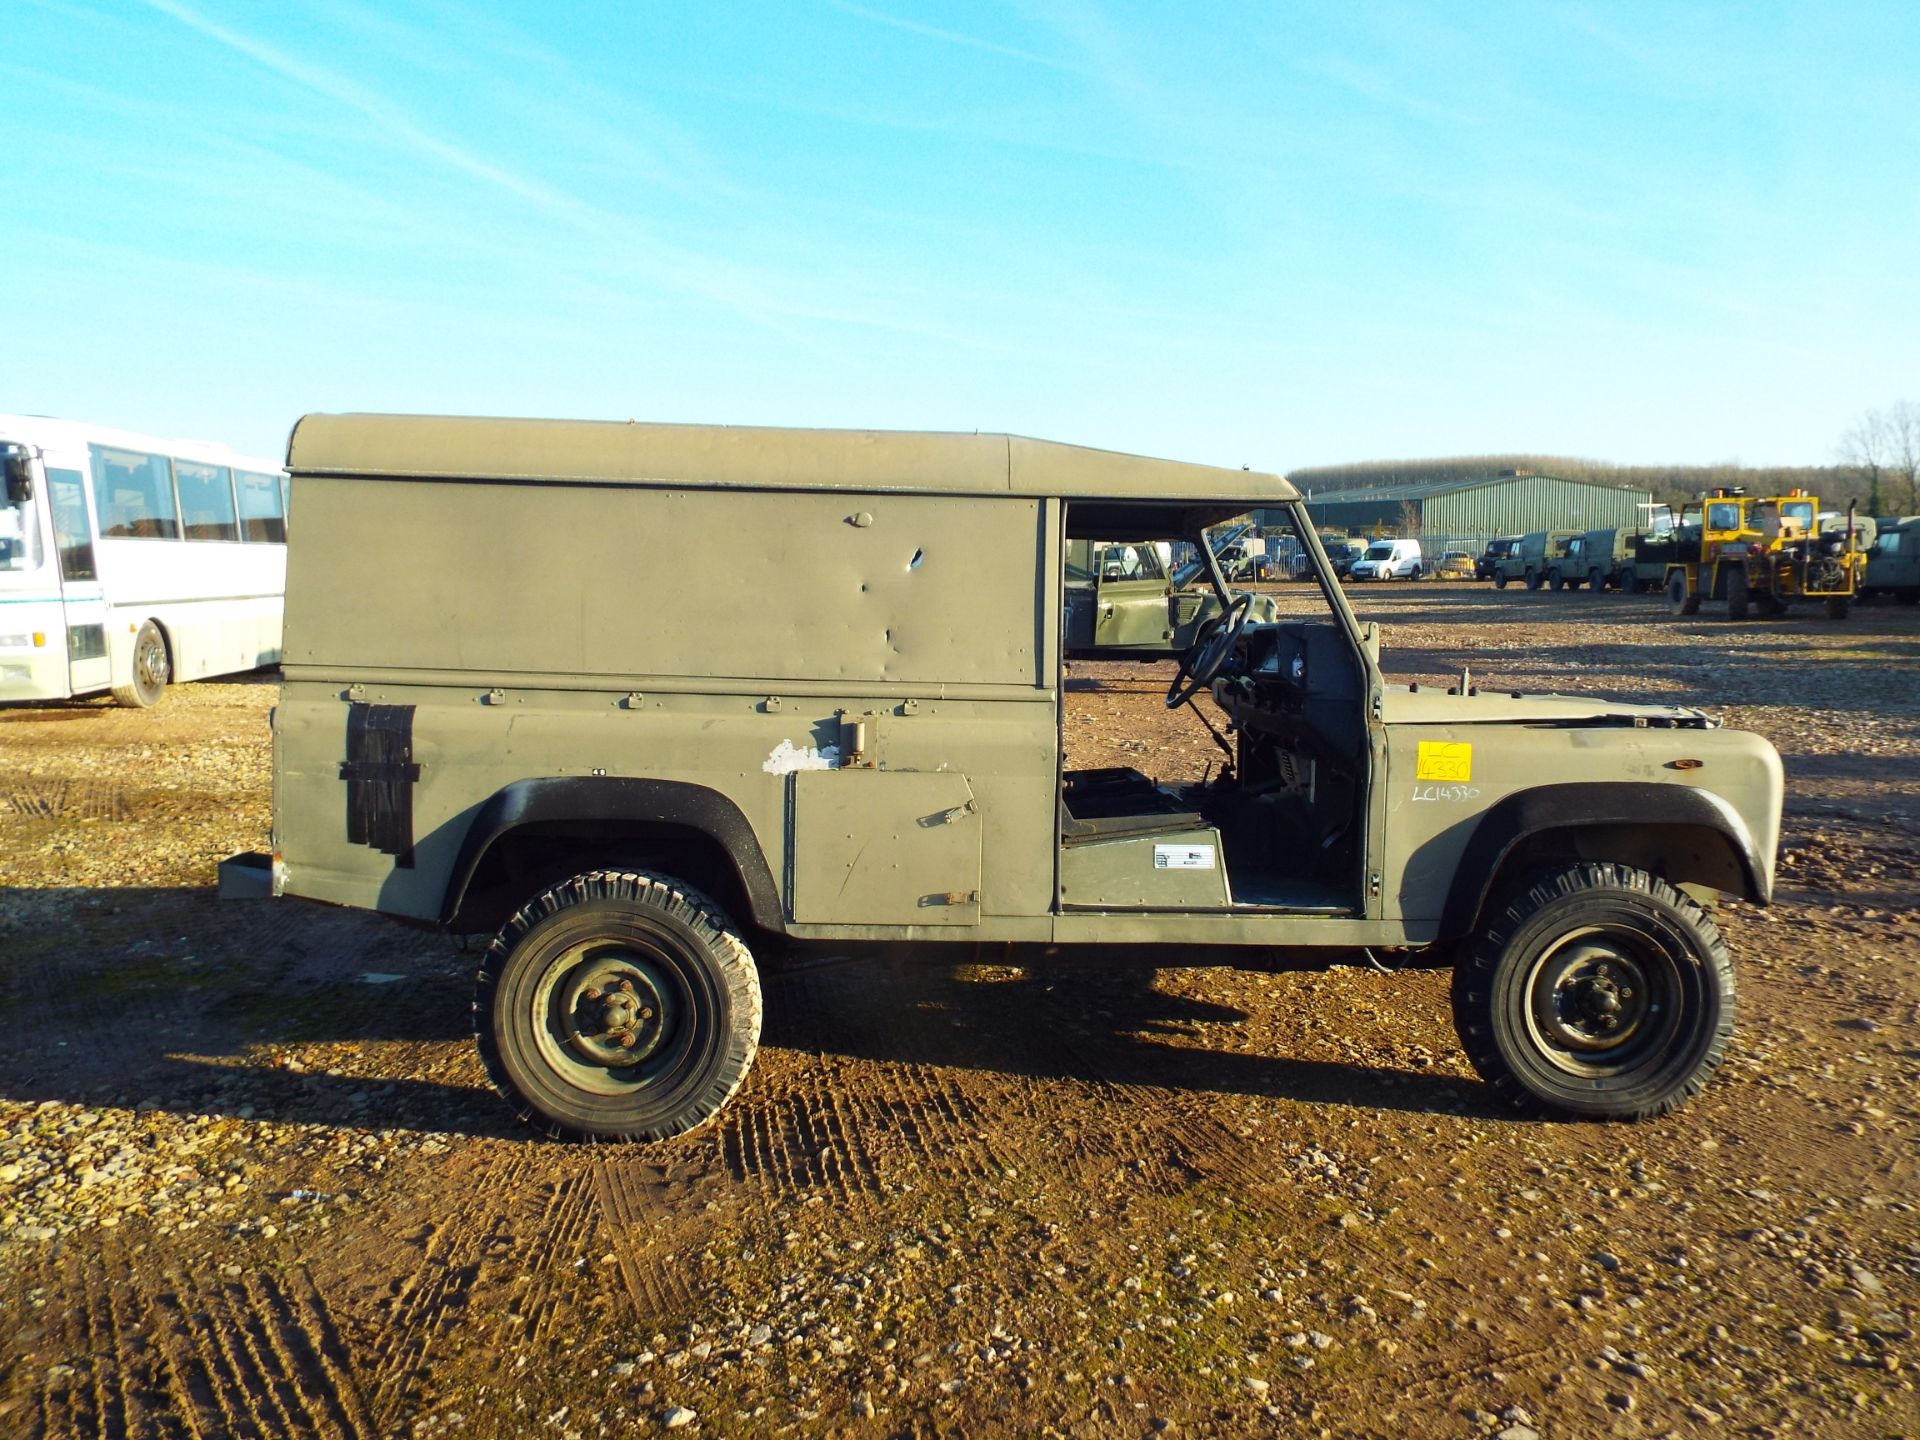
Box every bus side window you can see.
[90,445,180,539]
[236,470,286,543]
[176,460,239,541]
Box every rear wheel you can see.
[1726,568,1749,620]
[1588,568,1605,594]
[475,869,761,1142]
[112,620,170,708]
[1549,568,1566,591]
[1623,571,1644,594]
[1525,568,1542,591]
[1451,862,1734,1120]
[1824,596,1851,620]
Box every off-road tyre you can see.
[112,620,170,708]
[1588,568,1605,594]
[1726,568,1749,621]
[1549,568,1567,591]
[475,869,761,1143]
[1824,596,1850,620]
[1666,572,1700,616]
[1493,571,1508,590]
[1623,571,1644,594]
[1525,568,1542,592]
[1451,862,1734,1121]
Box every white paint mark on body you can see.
[763,740,842,774]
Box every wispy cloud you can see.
[825,0,1076,71]
[133,0,605,231]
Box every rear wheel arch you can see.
[443,777,784,937]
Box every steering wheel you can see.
[1166,592,1254,710]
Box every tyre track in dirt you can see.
[356,1152,536,1422]
[0,775,132,824]
[588,1157,700,1325]
[15,1247,375,1440]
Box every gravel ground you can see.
[0,588,1916,1440]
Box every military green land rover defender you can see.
[243,415,1783,1142]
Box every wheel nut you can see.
[583,986,603,1001]
[617,1031,637,1049]
[616,978,634,994]
[638,1006,654,1021]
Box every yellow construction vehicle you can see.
[1664,488,1867,620]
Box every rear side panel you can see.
[274,475,1060,935]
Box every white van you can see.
[1348,538,1423,580]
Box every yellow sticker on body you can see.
[1415,740,1472,782]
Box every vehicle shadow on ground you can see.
[0,887,1503,1136]
[760,944,1505,1122]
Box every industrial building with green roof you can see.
[1291,472,1656,552]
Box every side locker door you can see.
[789,770,982,926]
[44,466,109,696]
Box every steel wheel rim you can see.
[529,933,704,1097]
[1521,923,1685,1081]
[135,633,169,690]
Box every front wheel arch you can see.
[1438,785,1770,941]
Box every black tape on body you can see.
[340,702,420,867]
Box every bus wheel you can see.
[114,621,171,708]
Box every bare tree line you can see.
[1838,401,1920,518]
[1293,405,1920,518]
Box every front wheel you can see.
[475,870,762,1142]
[1450,862,1734,1120]
[1824,596,1851,620]
[112,620,170,708]
[1493,571,1509,590]
[1666,571,1700,616]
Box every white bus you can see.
[0,415,288,707]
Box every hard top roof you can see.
[286,413,1299,503]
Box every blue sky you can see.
[3,1,1916,469]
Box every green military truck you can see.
[1565,528,1648,593]
[235,415,1783,1143]
[1493,529,1579,590]
[1864,517,1920,603]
